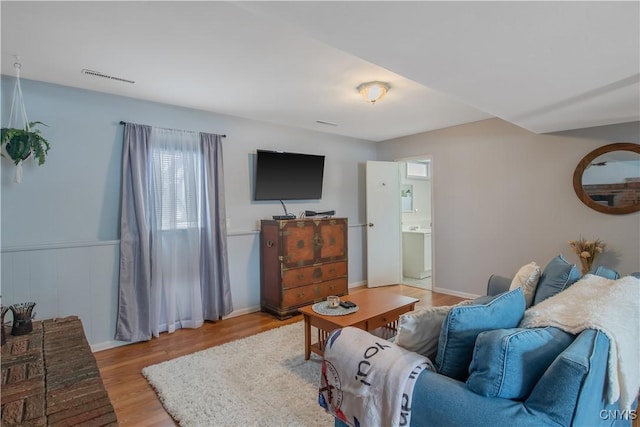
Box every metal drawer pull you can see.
[312,234,324,249]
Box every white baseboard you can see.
[92,291,379,352]
[92,306,262,352]
[91,339,130,353]
[349,280,367,289]
[222,305,262,320]
[432,286,481,300]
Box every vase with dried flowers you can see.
[568,237,606,275]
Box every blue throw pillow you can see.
[589,266,619,280]
[533,255,581,305]
[435,287,525,381]
[466,327,575,399]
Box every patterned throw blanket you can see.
[520,274,640,410]
[319,327,434,427]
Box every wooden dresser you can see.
[260,217,348,319]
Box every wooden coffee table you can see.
[298,288,419,360]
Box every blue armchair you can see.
[329,272,638,427]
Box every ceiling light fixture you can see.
[357,81,390,104]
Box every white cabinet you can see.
[402,230,432,279]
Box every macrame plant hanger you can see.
[7,61,31,183]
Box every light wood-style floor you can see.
[94,285,463,426]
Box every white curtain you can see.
[116,123,233,342]
[149,128,203,335]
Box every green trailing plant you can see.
[1,121,50,165]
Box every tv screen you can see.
[254,150,325,200]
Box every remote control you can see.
[340,301,356,309]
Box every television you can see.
[254,150,325,200]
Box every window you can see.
[406,161,430,179]
[151,147,203,231]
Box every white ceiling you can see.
[1,1,638,142]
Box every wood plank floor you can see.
[94,285,463,426]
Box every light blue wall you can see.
[1,77,375,349]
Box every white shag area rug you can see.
[142,321,334,427]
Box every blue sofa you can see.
[328,264,638,427]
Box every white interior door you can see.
[366,161,402,287]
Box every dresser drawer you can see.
[282,261,348,289]
[282,278,347,307]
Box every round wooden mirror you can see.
[573,142,640,214]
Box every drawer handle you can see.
[314,286,321,295]
[329,268,336,274]
[313,268,322,279]
[297,292,305,298]
[329,284,336,290]
[297,274,305,280]
[266,240,274,248]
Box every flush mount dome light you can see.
[357,81,390,104]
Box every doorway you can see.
[365,157,434,290]
[397,157,433,290]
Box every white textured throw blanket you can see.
[520,274,640,410]
[319,327,433,427]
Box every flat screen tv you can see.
[254,150,325,200]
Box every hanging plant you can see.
[1,60,52,182]
[1,121,50,165]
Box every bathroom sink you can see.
[403,228,431,234]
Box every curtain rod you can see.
[119,121,226,138]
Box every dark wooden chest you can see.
[260,218,348,319]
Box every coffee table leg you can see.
[304,314,311,360]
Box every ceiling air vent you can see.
[315,120,337,127]
[81,69,135,84]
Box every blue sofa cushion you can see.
[533,255,581,305]
[435,287,525,381]
[466,327,575,399]
[589,266,619,280]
